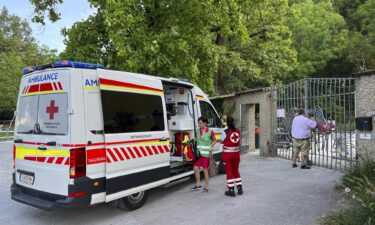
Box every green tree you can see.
[0,7,57,119]
[349,0,375,70]
[55,0,297,95]
[286,0,348,79]
[60,11,117,66]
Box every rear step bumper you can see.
[11,183,90,210]
[11,173,106,210]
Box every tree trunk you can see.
[214,34,225,96]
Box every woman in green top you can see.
[190,116,216,193]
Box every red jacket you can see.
[223,128,241,152]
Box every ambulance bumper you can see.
[11,183,91,210]
[10,173,93,210]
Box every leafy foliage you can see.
[332,0,375,72]
[29,0,63,25]
[60,11,117,66]
[320,154,375,225]
[59,0,297,95]
[0,7,57,118]
[286,0,348,79]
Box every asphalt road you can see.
[0,141,342,225]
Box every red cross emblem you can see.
[230,132,240,143]
[46,100,59,120]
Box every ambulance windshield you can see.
[16,93,68,135]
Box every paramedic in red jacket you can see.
[214,116,243,197]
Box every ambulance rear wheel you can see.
[119,191,148,210]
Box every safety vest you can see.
[223,128,241,152]
[196,127,212,157]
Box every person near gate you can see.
[190,116,216,193]
[212,116,243,197]
[291,109,317,169]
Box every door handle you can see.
[159,137,168,141]
[14,139,23,143]
[38,146,47,150]
[47,141,56,146]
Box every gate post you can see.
[304,78,308,112]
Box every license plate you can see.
[19,173,34,185]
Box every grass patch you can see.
[319,153,375,225]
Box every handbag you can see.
[191,140,201,161]
[218,160,226,174]
[185,140,200,161]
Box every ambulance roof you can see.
[22,60,206,98]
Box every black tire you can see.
[118,191,148,210]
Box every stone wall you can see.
[355,71,375,159]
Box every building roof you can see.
[209,86,276,100]
[351,69,375,77]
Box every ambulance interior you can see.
[162,83,197,173]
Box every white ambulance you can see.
[11,60,223,210]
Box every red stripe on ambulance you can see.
[113,148,124,161]
[52,82,58,90]
[107,148,118,162]
[120,147,130,160]
[39,83,53,92]
[47,157,55,163]
[103,145,169,163]
[146,146,154,155]
[99,78,163,93]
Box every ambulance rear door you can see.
[97,69,170,201]
[14,68,71,196]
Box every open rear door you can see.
[98,70,170,201]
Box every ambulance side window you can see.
[199,100,221,127]
[101,91,165,133]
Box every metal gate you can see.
[272,78,357,169]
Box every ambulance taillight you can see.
[13,144,16,169]
[69,148,86,178]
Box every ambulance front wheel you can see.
[119,191,148,210]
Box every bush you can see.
[319,153,375,225]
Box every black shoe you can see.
[237,185,243,195]
[292,163,298,168]
[190,185,201,191]
[300,165,311,169]
[225,188,236,197]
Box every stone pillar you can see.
[355,74,375,160]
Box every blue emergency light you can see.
[22,60,106,75]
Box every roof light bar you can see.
[22,60,106,75]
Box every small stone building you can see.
[210,87,276,156]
